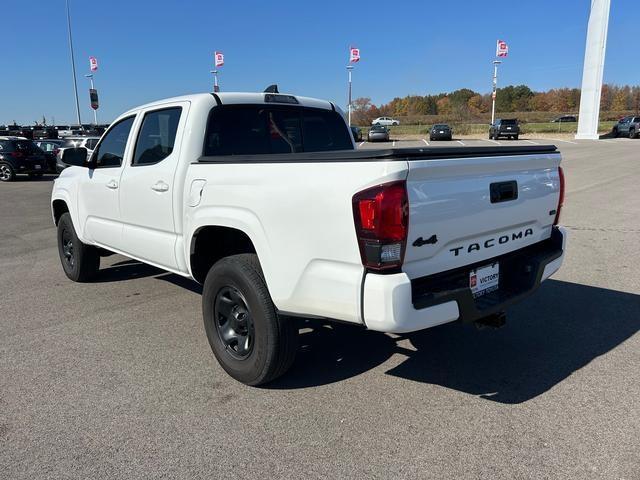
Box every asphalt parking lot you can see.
[1,138,639,479]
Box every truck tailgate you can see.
[403,149,562,279]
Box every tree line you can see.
[351,84,640,125]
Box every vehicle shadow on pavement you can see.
[269,280,640,404]
[95,260,204,294]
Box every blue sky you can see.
[3,0,638,124]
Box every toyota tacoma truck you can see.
[51,89,567,386]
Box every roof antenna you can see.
[264,84,279,93]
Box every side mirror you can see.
[61,147,88,167]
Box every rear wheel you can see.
[612,126,618,138]
[57,213,100,282]
[0,162,15,182]
[202,254,298,386]
[514,135,519,140]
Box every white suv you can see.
[372,117,400,126]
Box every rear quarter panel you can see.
[184,160,408,324]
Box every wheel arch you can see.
[189,225,262,284]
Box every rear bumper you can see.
[363,226,566,333]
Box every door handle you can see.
[151,181,169,193]
[106,180,118,189]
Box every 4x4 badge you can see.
[413,235,438,247]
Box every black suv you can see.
[489,118,520,140]
[0,137,48,181]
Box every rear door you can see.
[403,149,562,279]
[118,102,188,269]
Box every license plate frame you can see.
[469,262,499,298]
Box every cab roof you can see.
[123,92,335,116]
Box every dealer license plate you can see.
[439,130,444,133]
[469,262,499,298]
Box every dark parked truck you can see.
[490,118,520,140]
[612,116,640,139]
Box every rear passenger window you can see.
[204,105,353,156]
[133,107,182,165]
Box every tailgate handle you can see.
[490,181,518,203]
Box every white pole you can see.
[491,60,501,125]
[347,65,354,126]
[210,70,219,92]
[576,0,611,139]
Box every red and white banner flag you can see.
[89,56,98,72]
[349,46,360,63]
[496,40,508,57]
[214,51,224,67]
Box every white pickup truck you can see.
[51,89,566,385]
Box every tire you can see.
[202,254,298,386]
[57,212,100,282]
[0,162,15,182]
[629,128,636,139]
[612,127,618,138]
[514,135,519,140]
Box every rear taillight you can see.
[554,166,565,225]
[10,151,23,158]
[352,181,409,271]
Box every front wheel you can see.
[630,129,637,139]
[202,254,298,386]
[612,127,618,138]
[0,162,15,182]
[57,213,100,282]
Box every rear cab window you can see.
[132,107,182,165]
[204,105,353,157]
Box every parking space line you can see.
[457,140,465,146]
[392,141,396,147]
[358,141,365,147]
[523,139,539,145]
[549,138,578,144]
[485,139,501,145]
[422,139,429,145]
[599,139,617,143]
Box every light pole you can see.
[85,74,98,125]
[490,60,502,125]
[210,70,219,92]
[65,0,82,128]
[347,65,354,126]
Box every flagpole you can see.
[491,60,501,125]
[210,70,219,92]
[65,0,82,128]
[347,65,353,126]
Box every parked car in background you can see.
[489,118,520,140]
[0,136,48,181]
[429,124,452,141]
[367,124,390,142]
[56,136,100,173]
[351,126,363,142]
[612,116,640,138]
[35,139,65,172]
[56,125,84,137]
[551,115,577,123]
[371,117,400,126]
